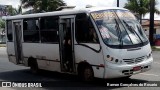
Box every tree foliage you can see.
[0,19,5,29]
[5,5,22,16]
[5,6,17,15]
[21,0,66,12]
[124,0,160,22]
[15,5,22,14]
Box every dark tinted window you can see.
[75,13,98,43]
[40,17,59,43]
[23,19,40,42]
[7,20,13,41]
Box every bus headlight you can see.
[106,55,122,64]
[106,55,114,61]
[147,53,152,59]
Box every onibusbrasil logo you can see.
[1,82,42,87]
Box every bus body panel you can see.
[102,43,153,78]
[74,44,104,78]
[105,56,152,78]
[22,43,61,72]
[7,42,17,64]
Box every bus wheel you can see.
[30,60,39,74]
[81,66,94,81]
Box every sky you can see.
[65,0,127,8]
[0,0,20,8]
[0,0,127,8]
[0,0,160,19]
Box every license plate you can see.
[133,66,141,71]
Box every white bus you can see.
[4,7,153,81]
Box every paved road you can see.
[0,47,159,90]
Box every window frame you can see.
[39,16,59,44]
[23,18,40,43]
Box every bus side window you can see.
[23,18,40,42]
[7,20,13,42]
[40,17,59,43]
[75,13,99,43]
[88,20,99,43]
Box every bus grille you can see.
[123,56,145,64]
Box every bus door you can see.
[59,16,75,73]
[13,20,23,64]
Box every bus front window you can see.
[96,14,121,45]
[115,10,148,44]
[91,9,148,48]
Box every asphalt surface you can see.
[0,47,159,90]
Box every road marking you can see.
[140,73,159,77]
[153,62,160,65]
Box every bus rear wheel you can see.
[30,60,39,74]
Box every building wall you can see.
[143,26,160,38]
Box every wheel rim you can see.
[84,68,93,81]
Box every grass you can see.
[151,46,160,51]
[0,44,6,47]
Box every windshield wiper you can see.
[114,19,123,48]
[123,20,144,45]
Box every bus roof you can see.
[3,7,128,20]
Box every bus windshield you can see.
[91,9,148,48]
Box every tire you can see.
[30,60,39,74]
[80,66,94,81]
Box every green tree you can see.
[0,19,5,29]
[5,5,17,15]
[15,4,22,14]
[21,0,66,12]
[5,5,22,15]
[124,0,160,23]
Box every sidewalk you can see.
[0,47,7,57]
[0,44,6,47]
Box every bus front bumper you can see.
[104,57,153,79]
